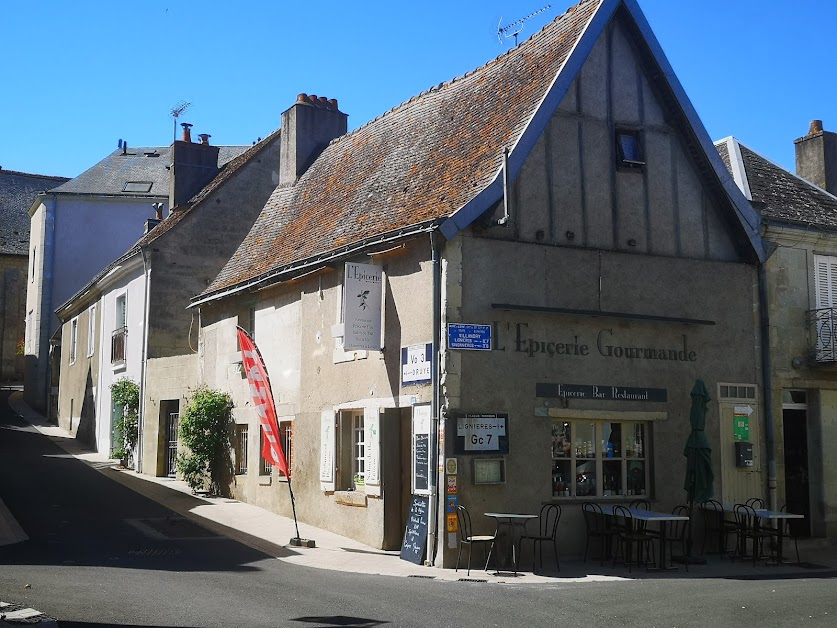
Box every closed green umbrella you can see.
[684,379,713,503]
[681,379,713,564]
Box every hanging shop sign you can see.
[454,413,509,454]
[448,323,492,350]
[401,342,432,385]
[536,382,668,403]
[343,262,383,351]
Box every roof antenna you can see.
[498,5,551,47]
[170,101,192,142]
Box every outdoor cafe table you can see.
[483,512,538,576]
[602,506,690,571]
[713,503,805,564]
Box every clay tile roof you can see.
[203,0,603,298]
[717,138,837,228]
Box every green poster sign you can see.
[733,414,750,442]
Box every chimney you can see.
[169,124,220,208]
[795,119,837,195]
[279,93,348,185]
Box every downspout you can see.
[137,247,152,474]
[428,229,442,565]
[497,148,511,226]
[758,262,777,511]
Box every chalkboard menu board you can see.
[399,494,429,564]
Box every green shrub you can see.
[110,377,140,465]
[177,386,233,494]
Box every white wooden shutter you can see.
[319,407,336,491]
[364,408,382,496]
[814,255,837,361]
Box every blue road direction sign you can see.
[448,323,492,350]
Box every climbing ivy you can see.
[177,386,233,494]
[110,377,140,465]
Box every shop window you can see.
[551,419,650,499]
[236,424,249,475]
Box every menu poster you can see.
[399,495,429,564]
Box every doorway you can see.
[160,400,180,478]
[381,407,412,550]
[782,391,810,537]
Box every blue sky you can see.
[2,1,835,178]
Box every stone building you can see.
[718,122,837,538]
[190,0,771,566]
[54,129,280,463]
[25,140,248,414]
[0,168,68,383]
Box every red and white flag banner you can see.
[237,327,290,478]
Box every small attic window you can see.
[616,129,644,170]
[123,181,153,193]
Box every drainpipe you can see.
[758,263,777,511]
[428,229,442,565]
[137,247,152,474]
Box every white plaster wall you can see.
[95,263,147,456]
[52,196,157,328]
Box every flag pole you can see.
[286,477,301,542]
[237,326,312,548]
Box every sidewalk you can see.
[5,390,837,585]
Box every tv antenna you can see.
[170,101,192,141]
[498,5,551,47]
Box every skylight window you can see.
[616,129,645,170]
[123,181,153,193]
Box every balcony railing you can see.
[807,308,837,363]
[111,326,127,364]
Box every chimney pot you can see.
[180,122,193,143]
[319,96,329,107]
[328,98,338,110]
[308,94,318,104]
[809,120,824,136]
[198,133,211,145]
[297,93,307,103]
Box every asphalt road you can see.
[1,389,835,628]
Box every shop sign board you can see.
[343,262,383,351]
[536,382,667,403]
[401,343,432,385]
[447,475,458,494]
[448,323,491,350]
[733,414,750,442]
[455,413,508,453]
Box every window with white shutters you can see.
[814,255,837,361]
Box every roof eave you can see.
[191,219,442,308]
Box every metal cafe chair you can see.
[455,505,497,576]
[628,499,658,537]
[733,503,773,565]
[746,497,766,509]
[582,503,617,566]
[517,503,561,573]
[700,499,737,559]
[612,505,655,572]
